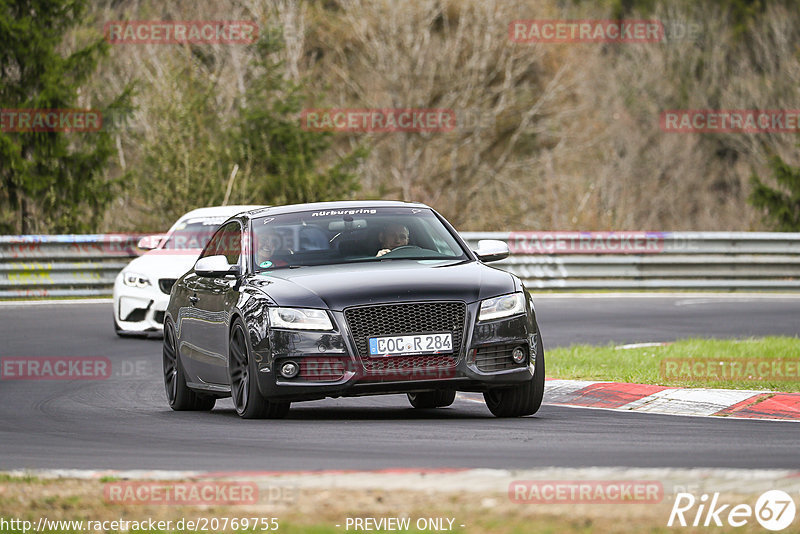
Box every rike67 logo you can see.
[668,490,796,531]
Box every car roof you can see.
[246,200,430,218]
[177,205,268,220]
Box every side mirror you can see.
[473,239,510,262]
[137,234,166,250]
[195,255,241,277]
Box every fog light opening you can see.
[280,361,300,378]
[512,346,526,364]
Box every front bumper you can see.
[252,302,539,402]
[112,274,171,334]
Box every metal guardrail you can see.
[1,232,799,298]
[0,235,138,298]
[462,231,800,290]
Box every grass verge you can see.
[547,336,800,391]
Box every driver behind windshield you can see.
[376,223,409,257]
[255,230,284,268]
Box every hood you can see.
[249,260,516,310]
[121,249,202,280]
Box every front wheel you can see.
[484,336,545,417]
[228,318,290,419]
[163,320,215,411]
[407,390,456,409]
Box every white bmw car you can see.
[113,206,265,337]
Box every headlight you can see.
[122,272,151,288]
[268,307,334,331]
[479,292,525,321]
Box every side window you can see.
[199,226,224,260]
[214,222,242,265]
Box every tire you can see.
[407,390,456,409]
[228,318,290,419]
[483,334,545,417]
[163,320,216,411]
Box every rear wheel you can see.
[229,318,290,419]
[407,390,456,409]
[163,320,215,411]
[484,335,545,417]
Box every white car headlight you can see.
[479,292,526,321]
[268,307,334,331]
[122,272,151,288]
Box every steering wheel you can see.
[388,245,421,252]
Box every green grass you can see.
[547,336,800,391]
[0,473,41,483]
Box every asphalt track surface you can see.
[1,295,798,471]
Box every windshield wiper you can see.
[432,258,471,267]
[378,256,459,262]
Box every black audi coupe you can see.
[163,201,545,418]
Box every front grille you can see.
[362,355,456,380]
[297,357,347,382]
[475,343,528,372]
[158,278,177,295]
[344,302,466,368]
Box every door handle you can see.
[189,295,199,305]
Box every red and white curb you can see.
[544,379,800,421]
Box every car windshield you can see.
[161,219,226,250]
[251,207,468,270]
